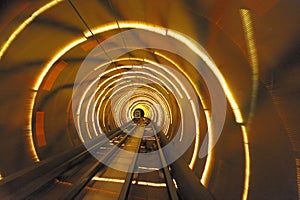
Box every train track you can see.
[0,120,179,200]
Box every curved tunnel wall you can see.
[0,0,299,199]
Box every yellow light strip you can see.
[92,176,167,187]
[135,181,166,187]
[240,9,259,78]
[166,30,243,124]
[145,58,191,99]
[94,79,169,136]
[240,9,259,125]
[75,115,84,142]
[189,99,200,169]
[88,68,172,135]
[154,52,205,103]
[85,121,92,139]
[143,59,183,98]
[26,91,40,162]
[84,23,118,38]
[153,51,206,169]
[161,27,249,196]
[0,173,3,181]
[2,0,81,162]
[85,77,123,135]
[142,59,189,141]
[239,9,258,200]
[297,165,300,198]
[200,110,214,187]
[105,83,170,131]
[84,21,168,38]
[94,62,174,124]
[0,0,63,60]
[109,83,169,111]
[92,177,125,183]
[28,37,86,158]
[98,80,132,128]
[241,125,250,200]
[119,22,168,36]
[138,166,160,170]
[2,0,65,163]
[173,178,178,189]
[34,37,86,91]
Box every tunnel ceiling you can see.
[0,0,299,199]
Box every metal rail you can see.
[1,121,183,200]
[119,122,179,200]
[157,128,215,200]
[118,127,143,200]
[0,122,133,199]
[152,123,179,200]
[60,125,138,200]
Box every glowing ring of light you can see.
[95,81,171,136]
[72,28,206,173]
[76,64,177,138]
[21,14,250,198]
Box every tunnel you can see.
[0,0,299,199]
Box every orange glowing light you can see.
[80,40,98,51]
[43,60,68,91]
[36,112,47,147]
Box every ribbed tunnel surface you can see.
[0,0,299,199]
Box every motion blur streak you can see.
[27,91,40,162]
[240,9,259,126]
[0,0,63,60]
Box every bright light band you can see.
[3,4,251,197]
